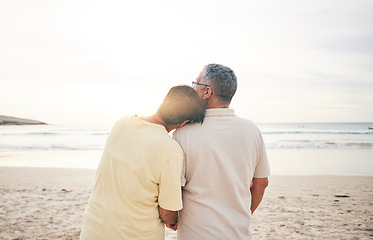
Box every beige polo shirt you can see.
[80,115,183,240]
[173,108,270,240]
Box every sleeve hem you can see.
[253,174,270,178]
[158,202,183,212]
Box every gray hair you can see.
[202,64,237,104]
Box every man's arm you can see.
[158,206,178,230]
[250,177,269,214]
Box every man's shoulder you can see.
[174,122,202,135]
[174,116,257,131]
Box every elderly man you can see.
[173,64,270,239]
[80,85,205,240]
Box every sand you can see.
[1,167,372,240]
[251,176,373,239]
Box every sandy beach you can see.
[1,166,372,240]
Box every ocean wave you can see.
[262,131,373,135]
[27,132,60,135]
[0,144,104,151]
[1,123,371,151]
[26,132,109,136]
[265,142,373,149]
[1,142,372,150]
[0,132,109,136]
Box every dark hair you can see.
[157,85,205,125]
[202,64,237,104]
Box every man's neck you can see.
[206,101,230,109]
[205,96,230,109]
[207,105,229,109]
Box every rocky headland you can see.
[0,115,47,125]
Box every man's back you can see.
[81,115,183,240]
[173,108,270,240]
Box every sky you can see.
[1,0,372,124]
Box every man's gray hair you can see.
[202,64,237,104]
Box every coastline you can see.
[0,115,47,125]
[0,149,372,176]
[267,149,373,176]
[0,167,372,239]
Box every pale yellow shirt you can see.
[173,108,270,240]
[80,115,183,240]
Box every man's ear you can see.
[179,120,190,128]
[204,87,213,99]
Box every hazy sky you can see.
[1,0,372,124]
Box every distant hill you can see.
[0,115,47,125]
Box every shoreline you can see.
[267,148,373,176]
[0,167,372,239]
[0,148,372,176]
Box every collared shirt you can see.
[173,108,270,240]
[80,115,183,240]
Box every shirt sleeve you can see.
[254,132,271,178]
[158,151,183,211]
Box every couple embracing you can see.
[80,64,270,240]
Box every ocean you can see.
[258,122,373,150]
[1,122,372,175]
[0,122,372,151]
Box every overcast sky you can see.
[1,0,372,124]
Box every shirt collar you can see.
[205,108,235,117]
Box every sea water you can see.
[0,124,110,151]
[258,122,373,149]
[0,122,372,175]
[0,122,372,151]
